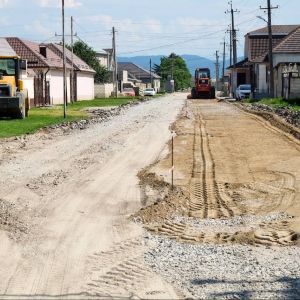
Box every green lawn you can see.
[244,97,300,111]
[0,97,138,139]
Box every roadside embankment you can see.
[235,102,300,141]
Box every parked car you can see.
[122,88,136,97]
[236,84,251,100]
[144,88,156,96]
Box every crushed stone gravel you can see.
[144,232,300,299]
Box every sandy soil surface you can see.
[135,99,300,298]
[1,95,300,299]
[0,94,184,299]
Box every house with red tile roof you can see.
[4,37,95,105]
[228,25,300,99]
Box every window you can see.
[0,58,17,76]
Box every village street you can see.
[0,94,300,298]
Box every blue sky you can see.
[0,0,299,59]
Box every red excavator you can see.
[191,68,215,99]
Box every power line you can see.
[118,28,229,55]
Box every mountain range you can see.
[118,54,234,78]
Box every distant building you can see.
[118,62,161,93]
[96,49,113,70]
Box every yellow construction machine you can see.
[0,56,29,119]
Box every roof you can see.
[248,25,300,36]
[0,38,17,56]
[5,37,95,73]
[246,25,300,63]
[6,37,72,69]
[47,43,95,73]
[118,62,161,80]
[273,27,300,53]
[227,58,249,69]
[249,36,283,62]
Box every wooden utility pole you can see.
[150,58,152,88]
[260,0,278,98]
[62,0,67,118]
[112,27,118,97]
[226,1,239,96]
[171,58,174,93]
[227,27,233,67]
[70,16,74,103]
[215,50,220,91]
[222,38,226,80]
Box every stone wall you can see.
[95,83,114,98]
[290,77,300,99]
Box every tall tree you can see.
[156,53,191,90]
[71,40,111,83]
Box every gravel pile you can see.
[144,232,300,299]
[247,104,300,128]
[171,213,292,233]
[0,199,29,240]
[45,98,148,132]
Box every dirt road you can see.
[137,99,300,298]
[1,95,300,299]
[0,94,184,299]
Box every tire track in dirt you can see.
[136,100,299,247]
[188,110,237,220]
[84,238,177,298]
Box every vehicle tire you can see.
[211,87,215,99]
[191,87,197,99]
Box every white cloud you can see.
[0,0,8,7]
[24,20,53,37]
[39,0,82,8]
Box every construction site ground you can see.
[0,94,300,299]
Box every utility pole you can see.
[171,58,174,93]
[215,50,220,91]
[227,27,233,66]
[226,1,239,96]
[150,58,152,88]
[222,38,226,80]
[227,1,238,66]
[70,16,74,103]
[260,0,278,98]
[112,27,118,97]
[229,29,233,67]
[62,0,67,118]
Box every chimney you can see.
[39,45,47,58]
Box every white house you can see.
[96,49,113,70]
[6,37,95,106]
[118,62,161,93]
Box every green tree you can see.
[155,53,191,90]
[71,40,111,83]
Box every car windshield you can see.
[240,85,251,90]
[145,88,154,91]
[0,58,16,76]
